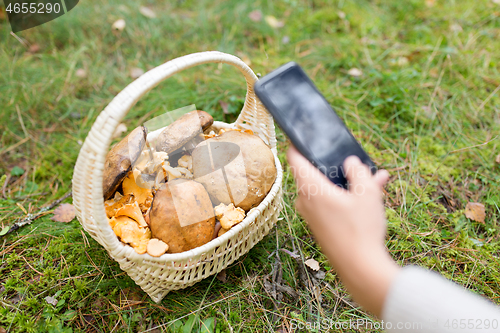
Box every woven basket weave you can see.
[72,51,283,303]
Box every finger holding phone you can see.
[287,146,398,317]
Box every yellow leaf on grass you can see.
[347,68,363,77]
[139,6,156,18]
[265,15,284,28]
[465,202,485,224]
[112,19,126,31]
[52,203,76,223]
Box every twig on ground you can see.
[1,190,72,238]
[2,174,11,198]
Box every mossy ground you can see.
[1,0,500,332]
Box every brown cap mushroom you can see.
[103,126,147,200]
[156,111,213,154]
[192,131,277,211]
[149,179,215,253]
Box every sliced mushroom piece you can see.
[215,203,245,230]
[134,241,149,255]
[177,155,193,171]
[214,202,229,220]
[162,165,193,181]
[146,238,169,257]
[156,111,213,154]
[115,201,148,228]
[103,126,147,200]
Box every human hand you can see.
[287,146,399,317]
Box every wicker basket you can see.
[72,51,283,303]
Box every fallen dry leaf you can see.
[118,4,129,13]
[314,270,326,280]
[0,327,6,333]
[51,203,76,223]
[495,154,500,164]
[112,123,128,139]
[304,258,320,271]
[347,68,362,77]
[130,67,144,79]
[45,295,58,306]
[112,19,126,31]
[465,202,485,224]
[139,6,156,18]
[396,56,409,66]
[42,124,57,133]
[421,106,434,119]
[248,10,262,22]
[219,101,229,114]
[450,23,463,33]
[29,43,40,53]
[239,53,252,66]
[265,15,284,28]
[9,294,20,305]
[216,269,227,283]
[75,68,87,78]
[429,67,439,78]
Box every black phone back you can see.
[254,62,375,188]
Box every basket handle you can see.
[113,51,275,149]
[72,51,276,250]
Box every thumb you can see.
[343,156,371,189]
[287,146,344,197]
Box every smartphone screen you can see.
[254,62,375,188]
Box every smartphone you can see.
[254,62,376,189]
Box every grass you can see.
[1,0,500,331]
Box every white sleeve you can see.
[382,266,500,332]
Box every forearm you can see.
[383,266,500,332]
[310,220,400,317]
